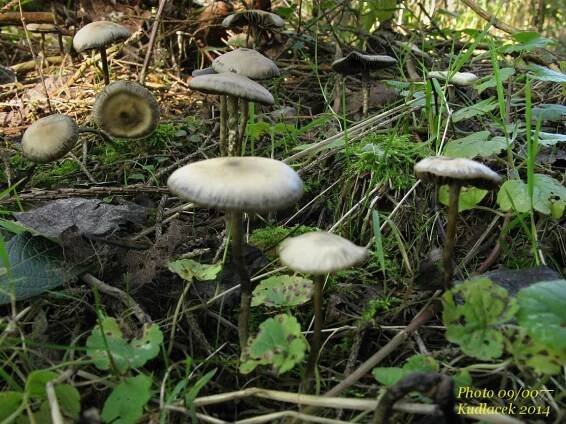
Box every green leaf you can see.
[0,233,82,304]
[516,280,566,355]
[86,317,163,373]
[0,392,23,421]
[185,369,216,408]
[439,185,488,212]
[532,104,566,122]
[506,327,563,375]
[240,314,308,375]
[101,374,152,424]
[474,68,515,94]
[372,354,439,386]
[444,131,507,158]
[537,132,566,146]
[497,175,566,216]
[25,370,58,398]
[502,32,555,53]
[452,98,498,123]
[442,278,518,360]
[252,275,313,308]
[168,259,222,282]
[526,64,566,83]
[55,384,81,419]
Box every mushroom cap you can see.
[414,156,502,189]
[192,67,216,77]
[212,48,279,80]
[222,10,284,29]
[167,157,303,212]
[22,114,79,163]
[428,71,478,86]
[332,52,397,75]
[73,21,130,52]
[278,231,369,274]
[26,23,58,33]
[93,80,160,140]
[189,72,274,105]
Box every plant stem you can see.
[227,96,239,156]
[305,274,324,388]
[238,100,249,155]
[220,95,227,156]
[99,47,110,85]
[362,71,369,117]
[443,183,461,290]
[230,210,251,350]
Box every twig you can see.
[140,0,168,85]
[46,382,64,424]
[460,0,519,34]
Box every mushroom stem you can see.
[230,210,251,350]
[78,126,116,145]
[238,100,249,153]
[57,32,64,56]
[99,47,110,85]
[443,183,461,290]
[227,96,239,156]
[220,95,228,156]
[361,71,369,117]
[305,274,324,387]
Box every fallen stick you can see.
[0,11,54,25]
[10,55,64,73]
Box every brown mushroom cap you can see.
[22,114,78,163]
[167,157,303,212]
[278,231,369,274]
[332,52,397,75]
[212,48,279,80]
[414,156,502,189]
[93,81,160,140]
[73,21,130,52]
[189,72,274,105]
[222,10,284,29]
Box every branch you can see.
[460,0,519,34]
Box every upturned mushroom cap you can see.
[192,67,216,77]
[222,10,284,29]
[332,52,397,75]
[189,72,274,105]
[26,23,59,33]
[428,71,478,86]
[278,232,369,275]
[73,21,130,52]
[22,114,78,163]
[93,80,160,139]
[167,157,303,212]
[414,156,502,189]
[212,48,279,80]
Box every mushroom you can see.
[73,21,130,85]
[211,48,279,148]
[26,23,65,56]
[332,52,397,117]
[414,157,502,290]
[21,114,116,164]
[167,156,303,349]
[222,9,284,48]
[93,80,160,140]
[428,71,478,87]
[189,72,274,156]
[278,231,368,384]
[191,67,216,77]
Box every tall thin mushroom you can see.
[414,157,502,290]
[222,9,284,49]
[332,52,397,117]
[73,21,130,85]
[168,157,303,349]
[278,231,368,387]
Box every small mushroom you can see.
[73,21,130,85]
[428,71,478,87]
[278,231,368,385]
[26,23,65,56]
[332,52,397,117]
[22,114,79,163]
[414,157,502,290]
[191,67,216,77]
[222,9,284,48]
[189,72,274,156]
[167,156,304,349]
[211,48,279,149]
[93,80,160,140]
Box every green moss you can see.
[30,159,80,187]
[250,225,318,257]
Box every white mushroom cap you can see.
[22,114,78,163]
[192,67,216,77]
[332,52,397,75]
[222,10,284,29]
[93,81,160,139]
[73,21,130,52]
[167,157,303,212]
[414,156,502,189]
[189,72,274,105]
[428,71,478,86]
[26,23,59,33]
[278,232,369,274]
[212,48,279,80]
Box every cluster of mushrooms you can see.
[18,10,503,384]
[22,21,160,164]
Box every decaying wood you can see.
[0,11,55,25]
